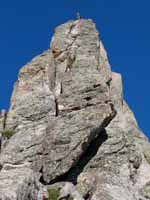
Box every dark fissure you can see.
[41,129,108,185]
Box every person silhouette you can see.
[76,12,81,20]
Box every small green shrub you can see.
[1,129,15,139]
[47,188,74,200]
[48,188,60,200]
[68,197,73,200]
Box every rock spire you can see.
[0,18,150,200]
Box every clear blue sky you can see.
[0,0,150,137]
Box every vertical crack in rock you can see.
[55,99,59,117]
[51,20,81,117]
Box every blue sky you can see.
[0,0,150,137]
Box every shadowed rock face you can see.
[0,18,150,200]
[0,110,6,132]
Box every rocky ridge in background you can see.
[0,18,150,200]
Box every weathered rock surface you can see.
[76,72,150,200]
[0,109,6,132]
[0,167,44,200]
[0,18,150,200]
[59,182,84,200]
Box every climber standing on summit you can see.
[76,12,81,20]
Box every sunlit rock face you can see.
[0,18,150,200]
